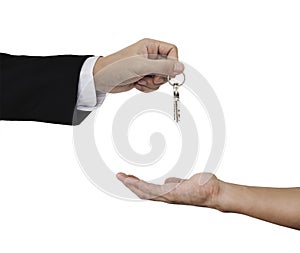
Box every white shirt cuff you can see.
[77,56,106,111]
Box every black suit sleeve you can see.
[0,53,93,125]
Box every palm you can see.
[116,172,220,208]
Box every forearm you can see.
[216,181,300,230]
[0,53,91,125]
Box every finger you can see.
[128,178,176,199]
[157,41,178,59]
[116,173,177,202]
[126,174,140,180]
[142,39,179,59]
[119,175,158,199]
[109,83,135,93]
[116,172,126,180]
[117,173,168,198]
[125,184,168,202]
[123,180,151,200]
[142,58,185,77]
[135,84,158,93]
[146,41,159,59]
[116,173,150,199]
[116,172,140,182]
[164,177,186,184]
[138,75,166,86]
[153,75,167,85]
[125,182,172,202]
[137,77,161,90]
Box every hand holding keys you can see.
[168,73,185,123]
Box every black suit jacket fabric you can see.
[0,53,92,125]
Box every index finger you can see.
[142,38,179,60]
[157,41,178,59]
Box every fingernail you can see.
[173,62,184,75]
[138,80,147,86]
[116,173,127,181]
[154,77,164,84]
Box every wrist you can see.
[93,52,120,76]
[93,56,106,76]
[209,179,228,211]
[201,177,227,210]
[213,181,249,213]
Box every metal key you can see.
[173,84,180,122]
[168,73,185,123]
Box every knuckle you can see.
[172,44,178,51]
[140,38,151,43]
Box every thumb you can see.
[140,58,185,77]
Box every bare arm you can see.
[218,182,300,229]
[117,173,300,230]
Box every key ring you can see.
[168,73,185,87]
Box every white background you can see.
[0,0,299,252]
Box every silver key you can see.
[173,84,180,122]
[168,73,185,123]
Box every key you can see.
[168,73,185,123]
[173,84,180,122]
